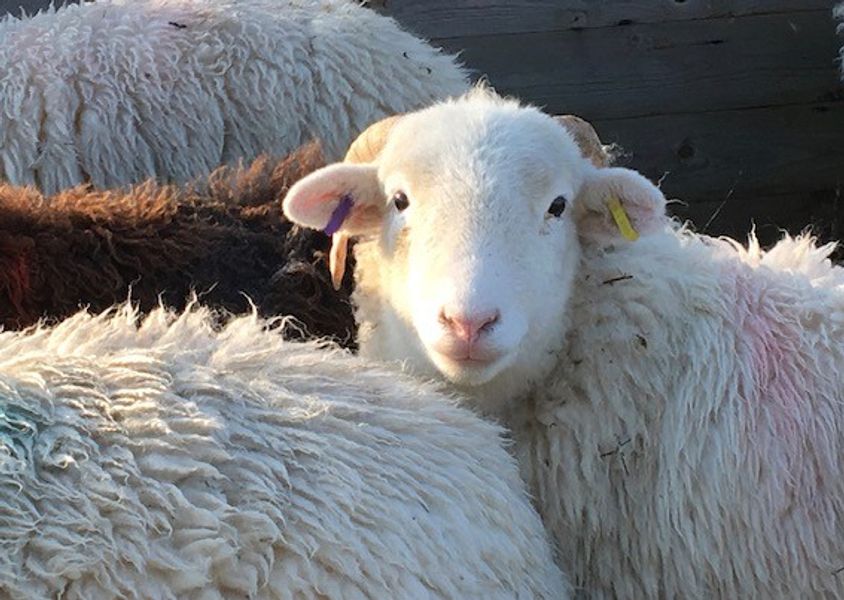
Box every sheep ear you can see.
[283,163,385,236]
[283,162,384,290]
[573,166,666,244]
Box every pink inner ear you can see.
[604,168,666,230]
[284,163,381,233]
[285,183,346,230]
[623,185,665,233]
[323,195,353,236]
[576,166,667,242]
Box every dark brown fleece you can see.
[0,144,357,348]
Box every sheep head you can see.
[284,89,666,403]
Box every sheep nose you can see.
[440,308,500,343]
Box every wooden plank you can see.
[0,0,57,15]
[379,0,832,39]
[434,10,842,119]
[595,100,844,211]
[670,188,843,263]
[672,189,836,237]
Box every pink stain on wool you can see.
[724,264,836,514]
[731,267,812,479]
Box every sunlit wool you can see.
[284,88,844,598]
[0,0,467,194]
[0,304,565,599]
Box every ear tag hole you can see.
[323,195,354,236]
[608,195,639,242]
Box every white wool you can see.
[0,0,467,194]
[525,230,844,597]
[283,89,844,597]
[0,305,567,599]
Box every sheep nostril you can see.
[440,308,501,342]
[480,311,500,333]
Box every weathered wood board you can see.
[436,12,837,118]
[0,0,53,14]
[602,101,844,240]
[375,0,833,37]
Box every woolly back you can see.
[0,304,566,598]
[0,144,357,347]
[0,0,468,193]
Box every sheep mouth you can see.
[429,349,509,386]
[432,347,503,367]
[430,337,504,363]
[452,356,494,364]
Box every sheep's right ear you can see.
[283,162,385,289]
[282,163,385,236]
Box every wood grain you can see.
[0,0,56,14]
[671,189,842,254]
[597,100,844,202]
[378,0,833,38]
[435,10,842,119]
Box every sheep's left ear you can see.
[572,166,667,244]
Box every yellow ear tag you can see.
[608,195,639,242]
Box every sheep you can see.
[0,0,467,194]
[0,303,568,599]
[283,88,844,598]
[0,143,359,347]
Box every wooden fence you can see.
[3,0,843,245]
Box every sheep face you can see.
[285,91,666,403]
[377,106,586,390]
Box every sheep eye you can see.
[547,196,567,217]
[392,191,409,212]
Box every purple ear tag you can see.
[323,195,353,236]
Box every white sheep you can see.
[283,88,844,598]
[0,0,467,194]
[0,304,567,599]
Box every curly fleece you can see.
[0,144,357,347]
[523,232,844,598]
[0,305,566,599]
[0,0,468,193]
